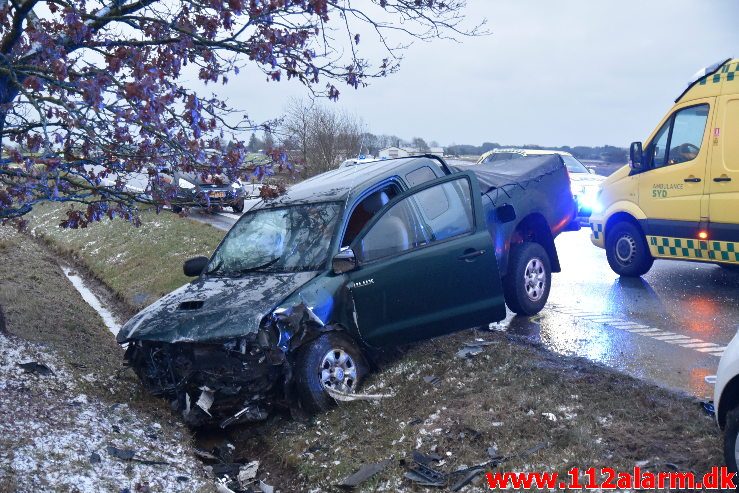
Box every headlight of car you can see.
[178,178,196,189]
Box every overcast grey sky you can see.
[205,0,739,148]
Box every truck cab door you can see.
[637,100,713,240]
[346,172,506,347]
[707,93,739,262]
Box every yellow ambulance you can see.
[590,58,739,276]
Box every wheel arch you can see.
[605,211,644,241]
[718,375,739,429]
[511,213,561,273]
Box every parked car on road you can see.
[714,331,739,474]
[477,148,605,225]
[156,169,248,213]
[590,58,739,277]
[117,155,575,426]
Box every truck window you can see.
[358,177,473,262]
[405,166,437,187]
[342,184,400,247]
[650,104,709,168]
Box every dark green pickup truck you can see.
[117,155,575,426]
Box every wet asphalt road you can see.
[192,206,738,399]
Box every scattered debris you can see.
[17,361,54,376]
[404,459,447,487]
[701,401,716,417]
[259,480,274,493]
[338,458,392,488]
[412,450,443,466]
[423,375,442,386]
[106,445,136,461]
[325,386,393,402]
[541,412,557,422]
[455,340,496,359]
[89,452,102,464]
[237,461,260,486]
[196,387,215,416]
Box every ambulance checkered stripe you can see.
[648,236,739,263]
[590,222,603,240]
[700,62,739,85]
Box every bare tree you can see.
[282,99,364,177]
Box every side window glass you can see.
[650,119,671,168]
[668,104,709,165]
[358,178,474,262]
[405,166,437,187]
[341,185,399,247]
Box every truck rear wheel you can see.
[503,242,551,316]
[606,221,654,277]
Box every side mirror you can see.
[629,142,645,171]
[183,256,209,277]
[332,248,357,275]
[496,204,517,224]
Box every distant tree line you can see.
[445,142,628,163]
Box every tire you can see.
[503,242,552,316]
[724,407,739,477]
[231,199,245,213]
[171,205,183,213]
[605,221,654,277]
[294,332,369,414]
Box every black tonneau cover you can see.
[451,154,565,196]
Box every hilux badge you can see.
[353,279,375,288]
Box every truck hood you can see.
[116,271,319,343]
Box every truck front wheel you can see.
[606,221,654,277]
[503,242,551,316]
[294,332,369,414]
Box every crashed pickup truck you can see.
[117,155,575,427]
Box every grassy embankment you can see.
[21,203,724,492]
[29,204,225,311]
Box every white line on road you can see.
[550,307,725,358]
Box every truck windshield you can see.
[561,155,590,174]
[206,203,342,275]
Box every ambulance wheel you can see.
[723,407,739,476]
[606,221,654,277]
[503,242,551,316]
[294,332,369,414]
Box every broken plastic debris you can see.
[17,361,54,376]
[259,481,274,493]
[106,445,136,461]
[338,458,392,488]
[325,387,393,402]
[404,459,447,487]
[196,387,215,416]
[455,340,496,359]
[237,461,260,487]
[541,412,557,422]
[423,375,442,386]
[701,401,716,417]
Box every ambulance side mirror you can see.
[629,142,645,172]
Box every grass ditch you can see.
[28,203,225,310]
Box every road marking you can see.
[549,306,726,358]
[218,212,242,220]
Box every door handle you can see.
[458,249,486,261]
[714,176,732,182]
[684,177,702,183]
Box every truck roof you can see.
[262,156,448,206]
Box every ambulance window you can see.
[651,120,670,168]
[668,105,709,165]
